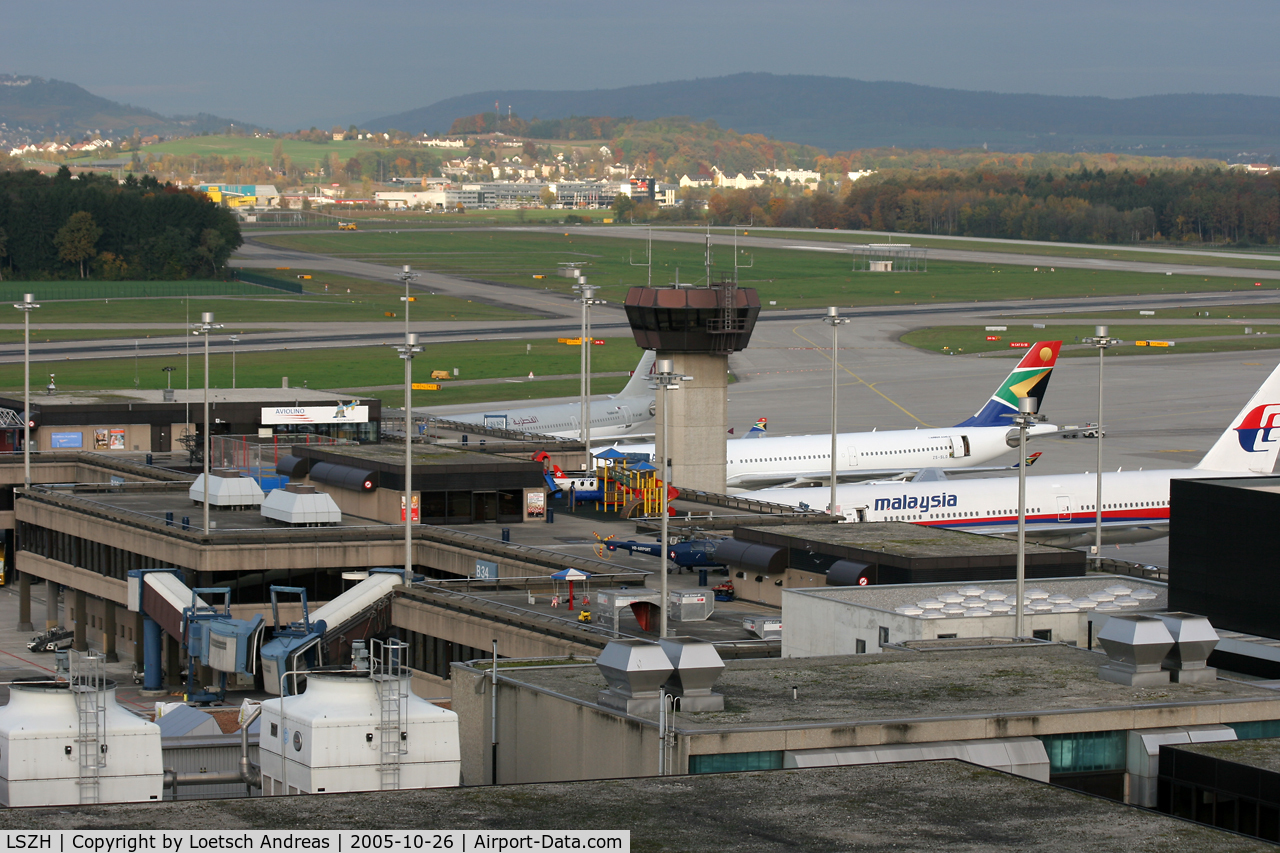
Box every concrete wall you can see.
[452,663,657,787]
[781,588,1087,657]
[656,352,728,494]
[394,597,602,663]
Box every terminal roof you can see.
[735,521,1070,558]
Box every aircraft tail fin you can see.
[1196,362,1280,473]
[954,341,1062,428]
[745,417,768,439]
[618,350,657,398]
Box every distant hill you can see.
[0,74,253,140]
[366,73,1280,160]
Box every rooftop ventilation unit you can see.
[190,472,264,509]
[658,638,724,711]
[1097,614,1175,687]
[260,483,342,526]
[1154,612,1219,683]
[595,639,673,716]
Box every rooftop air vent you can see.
[189,472,264,509]
[1097,614,1175,686]
[260,486,342,526]
[658,638,724,712]
[595,639,672,716]
[1154,612,1219,683]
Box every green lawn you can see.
[368,376,630,408]
[901,324,1280,356]
[254,230,1277,309]
[1012,303,1280,321]
[0,337,642,399]
[701,227,1280,271]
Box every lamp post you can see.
[1012,396,1044,638]
[228,336,239,389]
[396,265,419,346]
[651,358,691,639]
[395,332,423,585]
[573,280,605,471]
[823,307,850,516]
[13,293,39,489]
[192,312,223,534]
[1082,325,1120,564]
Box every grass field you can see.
[0,338,642,404]
[901,324,1280,357]
[363,376,630,408]
[696,227,1280,272]
[1012,304,1280,321]
[67,136,380,167]
[255,230,1277,309]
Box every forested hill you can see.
[0,75,251,139]
[366,73,1280,160]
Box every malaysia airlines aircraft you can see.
[753,361,1280,547]
[614,342,1063,488]
[439,350,656,439]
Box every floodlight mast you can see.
[573,281,604,470]
[193,312,223,534]
[823,307,850,516]
[395,332,423,585]
[651,359,691,639]
[13,294,39,489]
[1082,325,1120,564]
[1012,396,1044,639]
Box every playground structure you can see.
[541,448,677,519]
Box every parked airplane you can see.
[614,342,1063,488]
[752,360,1280,547]
[438,350,656,439]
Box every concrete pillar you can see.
[17,573,32,632]
[45,581,59,629]
[72,588,87,652]
[134,612,146,665]
[655,351,729,493]
[102,602,118,662]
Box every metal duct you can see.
[1097,614,1175,687]
[595,639,672,716]
[714,539,786,575]
[826,559,873,586]
[1154,612,1220,683]
[309,461,377,492]
[658,637,724,711]
[276,454,311,478]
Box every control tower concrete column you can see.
[625,282,759,493]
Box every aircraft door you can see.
[952,435,971,457]
[842,445,858,467]
[1056,495,1072,522]
[620,406,634,428]
[855,507,868,523]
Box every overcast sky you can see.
[5,0,1277,130]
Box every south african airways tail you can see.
[953,341,1062,428]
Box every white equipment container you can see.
[190,472,265,508]
[259,666,459,795]
[0,676,163,807]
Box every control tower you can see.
[624,280,759,492]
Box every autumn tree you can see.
[54,211,102,279]
[540,187,557,208]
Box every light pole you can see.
[396,264,419,348]
[395,332,423,585]
[193,312,223,534]
[13,294,39,489]
[651,358,691,639]
[573,280,605,470]
[1082,325,1120,564]
[228,336,239,389]
[823,307,850,516]
[1012,396,1043,638]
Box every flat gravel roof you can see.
[0,761,1267,850]
[737,521,1070,557]
[1178,737,1280,774]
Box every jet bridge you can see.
[260,568,404,696]
[126,569,265,699]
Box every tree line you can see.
[702,167,1280,245]
[0,167,242,281]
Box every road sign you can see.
[985,335,1001,341]
[985,326,1007,331]
[411,383,440,390]
[1009,342,1031,348]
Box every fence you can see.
[211,433,354,488]
[0,281,273,301]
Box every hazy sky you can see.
[5,0,1277,129]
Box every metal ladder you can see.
[371,639,409,791]
[71,651,107,805]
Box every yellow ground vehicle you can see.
[338,221,358,231]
